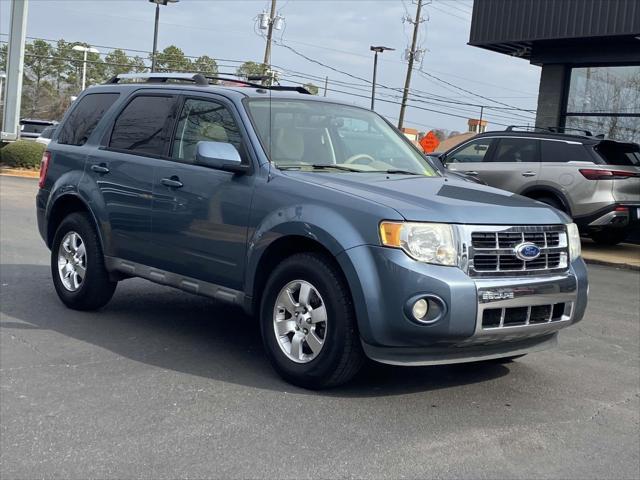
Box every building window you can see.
[565,66,640,143]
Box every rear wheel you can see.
[51,212,117,310]
[590,228,630,246]
[260,252,364,389]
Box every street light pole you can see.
[149,0,179,73]
[369,46,394,111]
[72,45,99,91]
[151,2,160,72]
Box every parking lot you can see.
[1,176,639,479]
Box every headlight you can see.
[567,223,581,261]
[380,221,458,266]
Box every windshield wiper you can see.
[379,169,423,175]
[277,164,363,173]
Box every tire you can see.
[590,228,630,246]
[260,252,364,389]
[51,212,117,310]
[535,195,565,213]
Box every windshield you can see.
[245,98,437,176]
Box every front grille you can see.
[482,303,569,329]
[469,226,568,277]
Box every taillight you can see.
[38,151,51,188]
[579,168,638,180]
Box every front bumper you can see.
[337,245,588,365]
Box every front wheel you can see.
[51,212,117,310]
[260,252,364,389]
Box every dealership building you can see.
[469,0,640,143]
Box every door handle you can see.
[464,171,479,176]
[522,171,537,177]
[161,176,183,188]
[91,164,109,174]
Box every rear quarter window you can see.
[58,93,120,146]
[594,141,640,166]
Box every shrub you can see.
[0,140,46,169]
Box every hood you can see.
[283,172,569,225]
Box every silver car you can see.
[436,129,640,245]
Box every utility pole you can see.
[262,0,277,69]
[323,76,328,97]
[398,0,424,130]
[478,106,484,133]
[1,0,28,141]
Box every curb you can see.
[0,172,39,179]
[584,257,640,271]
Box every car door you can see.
[88,92,178,265]
[150,95,255,291]
[450,137,541,193]
[444,137,497,184]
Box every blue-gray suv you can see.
[36,73,588,388]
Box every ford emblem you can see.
[514,242,541,261]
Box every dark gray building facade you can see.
[469,0,640,143]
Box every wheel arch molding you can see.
[520,185,573,217]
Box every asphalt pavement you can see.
[1,176,639,479]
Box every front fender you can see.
[244,203,377,295]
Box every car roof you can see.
[83,81,350,105]
[475,129,601,144]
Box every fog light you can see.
[412,298,429,320]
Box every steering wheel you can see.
[344,153,376,165]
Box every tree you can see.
[104,49,135,78]
[193,55,219,77]
[303,82,319,95]
[0,43,7,71]
[236,61,267,80]
[24,40,54,116]
[153,45,191,73]
[50,39,73,93]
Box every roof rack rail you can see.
[203,75,311,94]
[104,72,311,94]
[547,126,593,136]
[505,125,595,137]
[505,125,552,133]
[105,73,209,86]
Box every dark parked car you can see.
[430,127,640,245]
[19,119,57,140]
[36,73,588,388]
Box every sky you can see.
[0,0,542,133]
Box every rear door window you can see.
[58,93,120,145]
[109,95,177,156]
[493,138,539,163]
[594,141,640,166]
[540,140,589,163]
[447,139,495,163]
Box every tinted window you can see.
[21,123,49,134]
[540,141,588,163]
[493,138,538,163]
[171,99,243,163]
[595,141,640,166]
[39,126,56,139]
[110,95,176,156]
[58,93,119,145]
[447,139,494,163]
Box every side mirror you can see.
[195,141,248,173]
[426,153,446,171]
